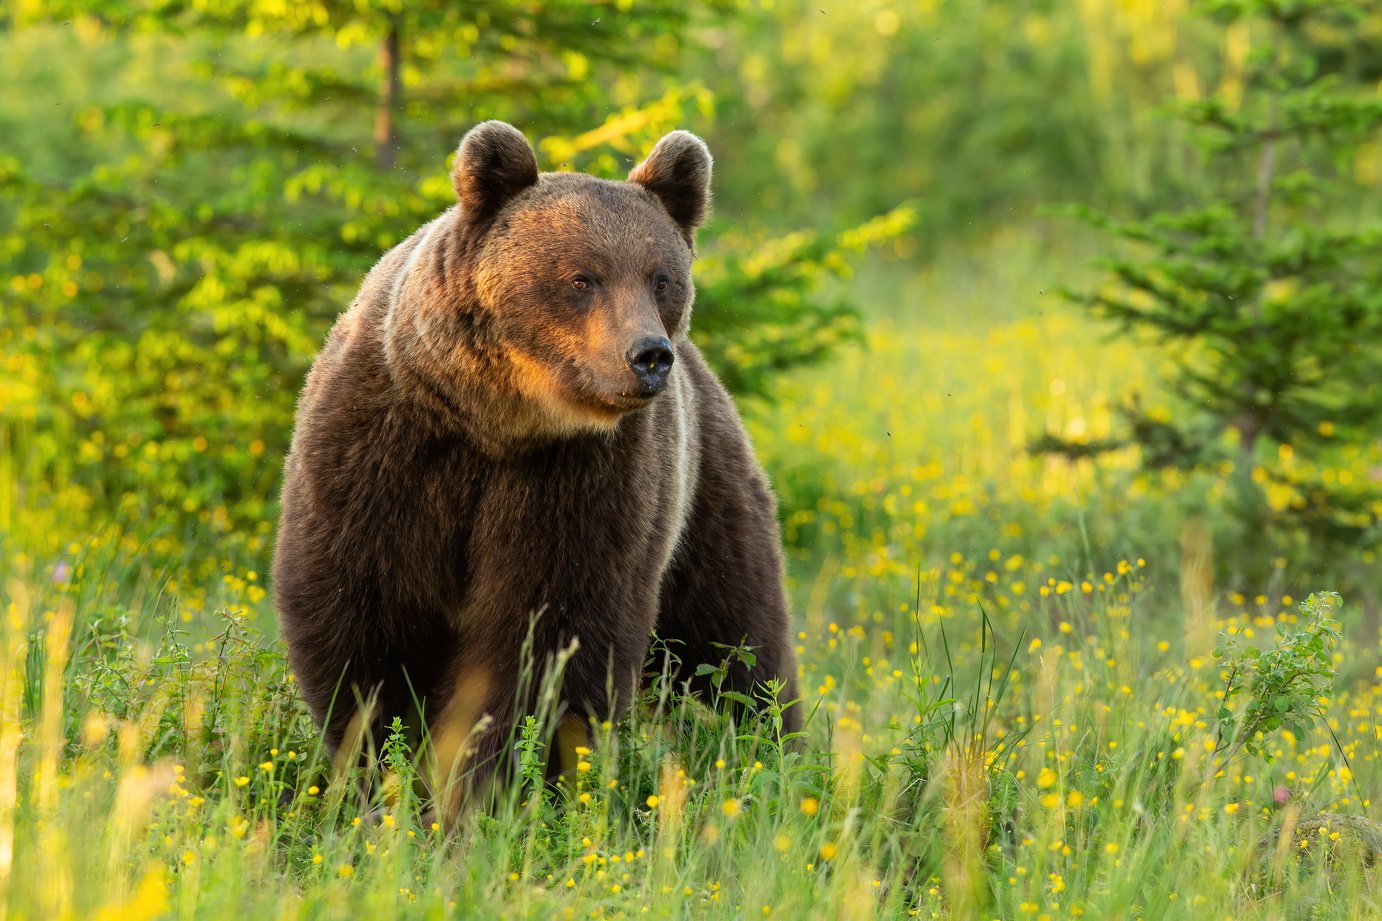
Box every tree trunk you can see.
[374,17,401,170]
[1235,412,1262,454]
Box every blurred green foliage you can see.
[1036,0,1382,571]
[702,1,1119,235]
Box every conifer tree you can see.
[1037,0,1382,564]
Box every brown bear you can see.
[273,121,799,806]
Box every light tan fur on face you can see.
[504,345,625,434]
[465,184,688,437]
[493,266,675,436]
[380,193,685,447]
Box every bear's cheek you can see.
[496,312,630,420]
[487,286,627,389]
[480,277,577,355]
[503,345,610,424]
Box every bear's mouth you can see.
[521,360,650,426]
[508,341,668,428]
[581,387,655,415]
[561,359,663,415]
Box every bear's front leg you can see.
[423,604,651,820]
[282,601,458,772]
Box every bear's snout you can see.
[626,336,675,396]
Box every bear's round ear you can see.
[628,131,712,246]
[452,121,539,222]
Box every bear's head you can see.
[434,120,711,437]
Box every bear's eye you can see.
[654,277,669,293]
[571,276,592,291]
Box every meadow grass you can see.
[2,236,1379,919]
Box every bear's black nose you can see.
[626,336,675,395]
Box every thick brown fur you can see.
[274,122,799,807]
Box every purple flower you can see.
[52,560,70,584]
